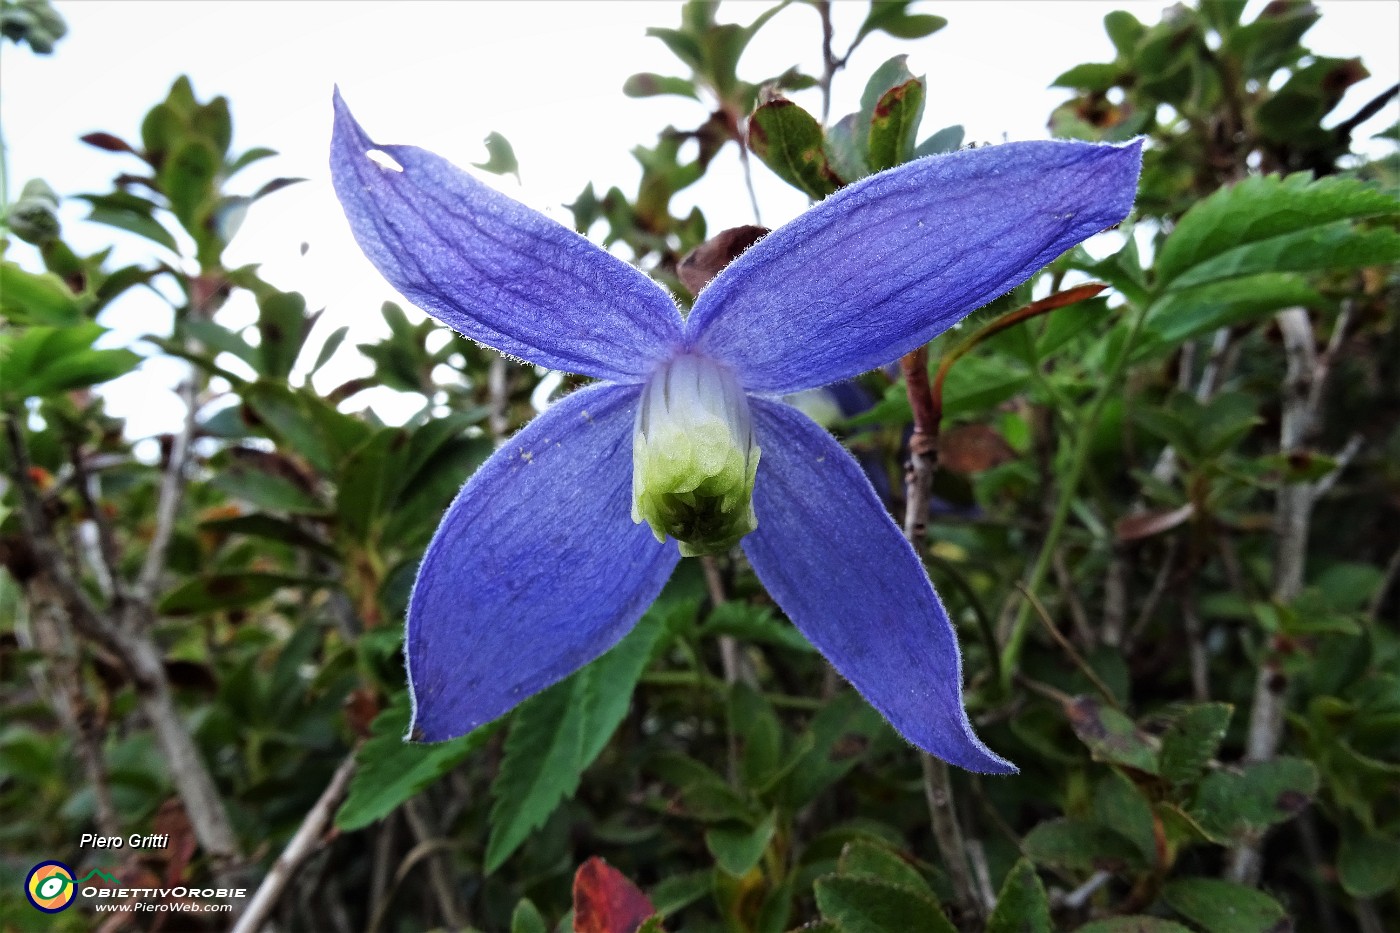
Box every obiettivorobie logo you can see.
[25,861,119,913]
[23,860,246,915]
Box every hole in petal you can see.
[365,149,404,173]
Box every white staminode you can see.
[632,354,760,557]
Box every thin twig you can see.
[1018,583,1119,708]
[900,345,984,921]
[232,748,360,933]
[135,372,198,601]
[403,796,466,929]
[1181,593,1210,702]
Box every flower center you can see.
[632,354,760,557]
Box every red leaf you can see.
[573,856,658,933]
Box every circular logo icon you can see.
[25,861,76,913]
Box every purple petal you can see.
[687,140,1142,394]
[742,398,1015,774]
[407,383,678,741]
[331,91,683,382]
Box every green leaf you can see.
[79,192,180,253]
[856,1,946,44]
[1066,696,1158,773]
[856,56,919,169]
[1143,273,1325,348]
[485,675,589,873]
[705,811,776,876]
[748,98,840,199]
[836,840,930,894]
[257,289,313,381]
[159,137,220,233]
[1156,173,1399,287]
[623,72,699,100]
[1022,818,1147,874]
[158,572,313,615]
[986,859,1051,933]
[198,512,336,557]
[337,691,496,831]
[1159,703,1232,784]
[208,459,324,514]
[1168,222,1400,291]
[814,874,956,933]
[228,146,278,176]
[0,261,84,325]
[337,428,407,540]
[472,131,520,180]
[703,601,814,654]
[0,323,140,398]
[867,77,926,172]
[510,898,547,933]
[579,609,665,763]
[1076,920,1194,933]
[913,124,963,158]
[485,614,662,871]
[1052,63,1122,92]
[1161,878,1290,933]
[1103,11,1146,57]
[1192,757,1319,840]
[824,113,871,183]
[1338,827,1400,898]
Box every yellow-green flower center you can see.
[632,354,760,557]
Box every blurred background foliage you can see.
[1,1,1397,930]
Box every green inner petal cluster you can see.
[632,354,760,557]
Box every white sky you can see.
[3,0,1397,436]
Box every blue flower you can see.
[330,91,1141,774]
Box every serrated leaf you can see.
[986,859,1051,933]
[580,609,664,762]
[748,98,840,199]
[1169,222,1400,290]
[1161,878,1291,933]
[1143,274,1325,348]
[1156,173,1399,286]
[337,691,496,831]
[704,601,814,654]
[486,615,662,872]
[706,811,776,876]
[1159,703,1232,784]
[814,874,955,933]
[485,675,589,873]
